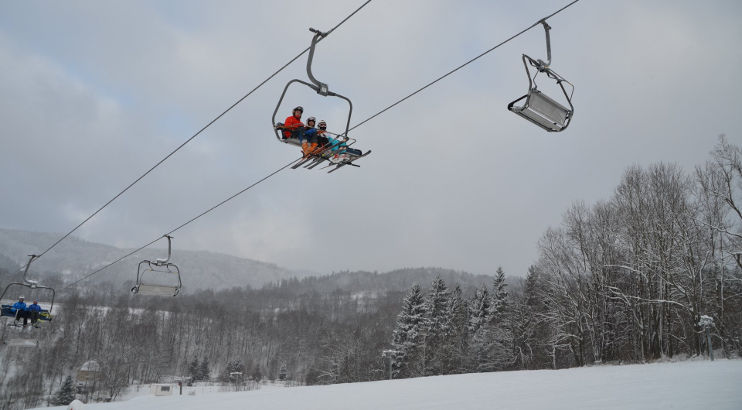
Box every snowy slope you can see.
[40,360,742,410]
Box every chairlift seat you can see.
[283,137,302,147]
[3,338,38,348]
[132,284,180,297]
[132,236,182,297]
[508,88,572,132]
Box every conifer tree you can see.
[51,375,76,406]
[222,360,245,382]
[469,284,490,335]
[472,269,515,372]
[199,358,211,381]
[490,267,509,318]
[279,362,288,381]
[424,277,450,375]
[391,284,428,378]
[188,357,200,381]
[445,285,471,373]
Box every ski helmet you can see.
[318,120,327,128]
[293,106,304,113]
[307,116,316,123]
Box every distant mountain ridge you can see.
[0,228,312,292]
[0,228,500,295]
[271,267,499,295]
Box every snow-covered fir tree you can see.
[188,357,200,381]
[199,358,211,381]
[445,285,471,373]
[391,284,428,378]
[51,375,76,406]
[472,269,514,372]
[490,267,508,317]
[424,276,451,375]
[222,360,245,382]
[279,362,288,381]
[468,284,490,335]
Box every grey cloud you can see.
[1,0,741,280]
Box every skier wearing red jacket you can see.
[281,106,305,140]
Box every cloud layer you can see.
[1,0,741,279]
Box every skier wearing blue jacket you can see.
[12,296,29,326]
[27,300,43,327]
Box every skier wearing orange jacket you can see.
[281,106,305,140]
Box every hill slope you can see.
[0,228,310,291]
[0,229,496,294]
[43,360,742,410]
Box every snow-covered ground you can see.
[41,360,742,410]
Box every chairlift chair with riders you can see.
[508,19,574,132]
[131,235,182,297]
[0,254,55,347]
[272,28,370,172]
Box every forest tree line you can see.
[389,137,742,378]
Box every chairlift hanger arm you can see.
[307,28,330,95]
[539,19,552,68]
[271,27,354,141]
[155,235,173,265]
[21,254,39,284]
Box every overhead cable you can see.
[349,0,580,132]
[35,0,373,262]
[63,156,301,288]
[63,0,584,288]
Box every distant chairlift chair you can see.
[508,19,574,132]
[0,254,55,323]
[131,235,182,297]
[0,254,55,347]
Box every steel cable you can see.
[34,0,373,262]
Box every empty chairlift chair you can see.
[508,19,574,132]
[131,235,182,297]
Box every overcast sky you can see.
[1,0,741,280]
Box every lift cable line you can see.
[63,156,302,289]
[348,0,580,133]
[62,0,580,289]
[32,0,372,263]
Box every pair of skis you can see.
[290,147,371,173]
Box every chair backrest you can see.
[136,284,180,297]
[528,90,569,126]
[510,89,572,132]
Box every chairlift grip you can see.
[156,235,173,265]
[21,254,39,285]
[538,19,552,69]
[306,29,330,96]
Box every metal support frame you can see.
[0,254,56,319]
[272,28,354,142]
[131,235,182,297]
[507,19,575,132]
